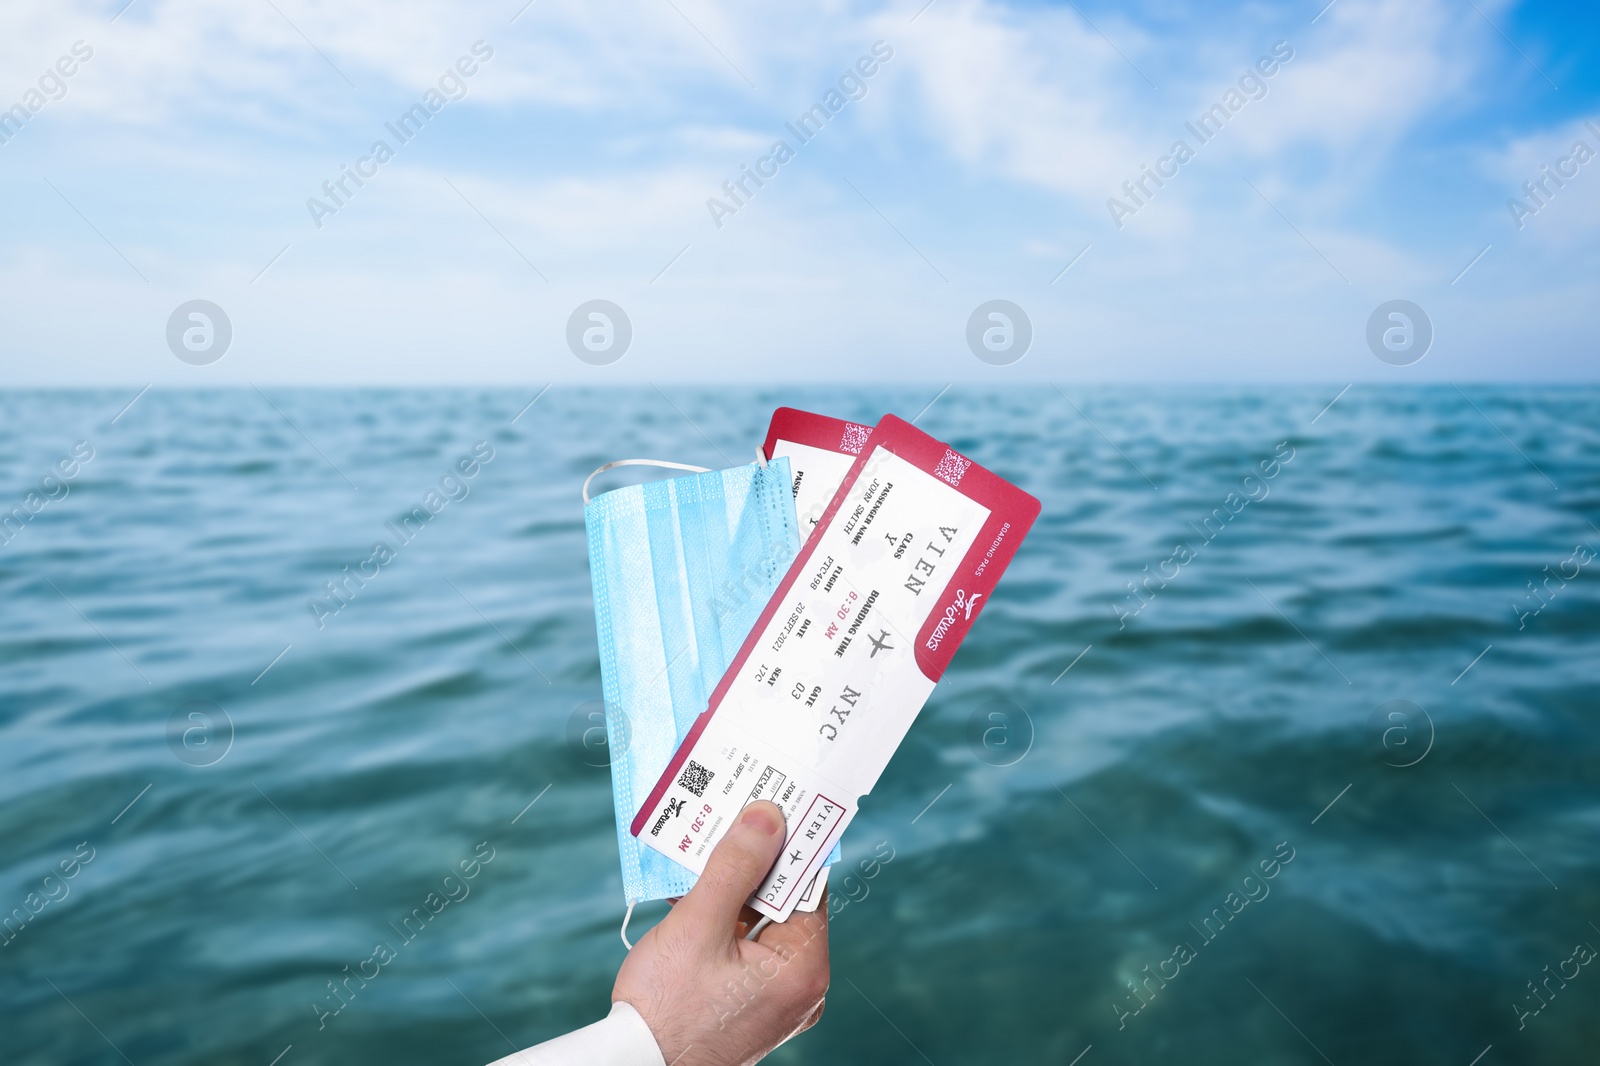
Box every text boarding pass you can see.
[632,415,1040,921]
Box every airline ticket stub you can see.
[633,415,1040,921]
[762,407,873,534]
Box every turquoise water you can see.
[1,386,1597,1065]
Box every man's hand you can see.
[613,801,829,1066]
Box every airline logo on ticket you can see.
[632,415,1040,921]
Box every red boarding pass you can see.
[761,407,875,534]
[762,406,873,909]
[632,415,1041,921]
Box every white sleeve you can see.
[486,1001,666,1066]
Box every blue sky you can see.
[0,0,1596,383]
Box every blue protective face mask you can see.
[584,455,839,943]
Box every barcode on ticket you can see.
[677,760,714,797]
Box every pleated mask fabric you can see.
[586,457,838,908]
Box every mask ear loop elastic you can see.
[755,445,768,469]
[620,899,638,950]
[583,459,712,506]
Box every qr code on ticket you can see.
[677,760,714,797]
[933,448,972,487]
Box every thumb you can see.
[677,801,786,932]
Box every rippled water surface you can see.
[2,386,1597,1065]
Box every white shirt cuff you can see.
[486,1000,666,1066]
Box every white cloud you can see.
[1480,111,1600,247]
[1,0,1596,382]
[887,1,1147,201]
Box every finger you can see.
[754,888,829,967]
[675,800,786,934]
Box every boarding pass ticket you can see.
[633,414,1040,921]
[762,407,872,534]
[761,406,875,910]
